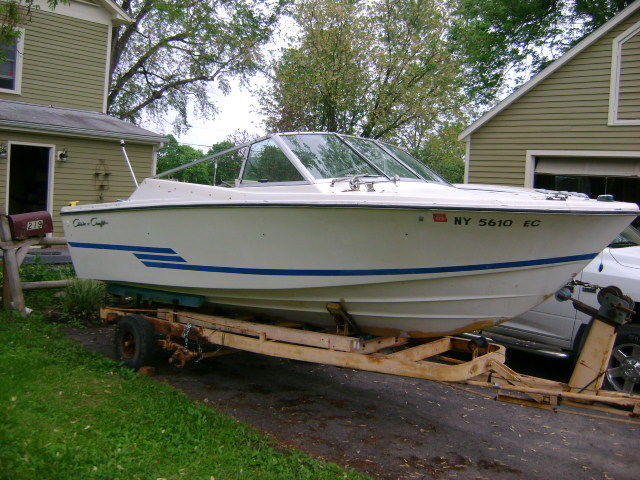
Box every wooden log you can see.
[15,238,43,266]
[21,279,71,290]
[0,216,25,312]
[38,237,68,246]
[2,260,10,309]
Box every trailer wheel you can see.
[604,324,640,394]
[114,315,158,369]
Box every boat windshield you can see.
[380,143,447,184]
[340,136,418,179]
[153,132,448,187]
[281,133,382,180]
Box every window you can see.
[608,21,640,125]
[0,36,22,93]
[242,139,304,183]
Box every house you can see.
[459,1,640,210]
[0,0,165,234]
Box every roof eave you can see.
[458,0,640,141]
[0,120,166,145]
[96,0,134,24]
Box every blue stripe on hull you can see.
[68,242,176,254]
[134,253,187,262]
[140,253,597,277]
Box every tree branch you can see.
[109,32,189,106]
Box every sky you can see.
[173,78,268,151]
[164,16,298,152]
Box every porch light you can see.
[57,149,68,162]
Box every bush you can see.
[62,278,106,321]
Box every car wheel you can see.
[114,315,159,370]
[604,323,640,394]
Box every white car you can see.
[481,225,640,393]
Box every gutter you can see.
[0,120,166,145]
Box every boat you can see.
[61,132,639,337]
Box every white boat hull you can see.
[62,204,635,336]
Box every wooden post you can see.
[2,257,10,308]
[0,215,26,312]
[568,319,617,394]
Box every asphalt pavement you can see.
[66,326,640,480]
[23,247,71,264]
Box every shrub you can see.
[62,278,106,321]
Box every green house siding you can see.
[619,29,640,120]
[467,10,640,186]
[0,10,108,111]
[1,131,155,235]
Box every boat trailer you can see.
[101,285,640,418]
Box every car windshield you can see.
[610,225,640,248]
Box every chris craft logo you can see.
[73,218,109,228]
[432,213,448,222]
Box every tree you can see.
[261,0,464,143]
[449,0,635,105]
[156,135,243,186]
[156,134,209,182]
[108,0,286,130]
[409,122,465,183]
[0,0,64,46]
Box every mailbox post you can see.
[0,211,54,313]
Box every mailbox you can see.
[7,211,53,239]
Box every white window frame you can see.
[608,20,640,126]
[525,149,640,187]
[5,141,55,216]
[463,139,470,183]
[0,29,24,95]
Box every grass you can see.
[61,278,106,321]
[0,287,371,479]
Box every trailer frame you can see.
[101,295,640,418]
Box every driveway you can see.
[67,326,639,480]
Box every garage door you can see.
[533,156,640,211]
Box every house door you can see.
[8,144,52,215]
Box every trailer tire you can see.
[603,323,640,394]
[114,315,158,370]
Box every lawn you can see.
[0,308,370,480]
